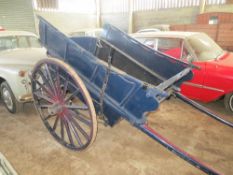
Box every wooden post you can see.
[199,0,206,14]
[128,0,133,33]
[96,0,101,28]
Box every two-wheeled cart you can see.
[31,17,233,175]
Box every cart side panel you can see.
[38,17,162,126]
[66,41,162,125]
[71,36,163,86]
[71,37,97,54]
[101,24,193,87]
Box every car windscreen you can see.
[0,36,17,51]
[187,33,223,61]
[0,36,41,51]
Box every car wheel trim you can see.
[2,87,13,110]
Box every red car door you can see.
[181,61,206,100]
[200,61,226,102]
[155,37,207,101]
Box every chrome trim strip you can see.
[183,82,224,92]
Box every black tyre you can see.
[0,81,20,113]
[224,93,233,113]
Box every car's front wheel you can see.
[224,93,233,113]
[0,81,20,113]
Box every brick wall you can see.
[197,12,233,24]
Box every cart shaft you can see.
[176,92,233,128]
[136,124,221,175]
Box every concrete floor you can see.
[0,98,233,175]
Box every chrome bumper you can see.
[18,93,33,102]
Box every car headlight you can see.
[18,70,27,77]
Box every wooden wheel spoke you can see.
[62,76,69,97]
[52,116,59,131]
[55,66,62,94]
[63,117,74,145]
[70,110,91,126]
[65,104,88,110]
[64,89,80,102]
[34,91,54,103]
[44,64,57,93]
[68,114,90,141]
[44,114,56,121]
[39,104,52,108]
[69,121,84,147]
[60,118,64,140]
[48,65,62,96]
[38,70,53,90]
[34,79,53,96]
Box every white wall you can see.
[133,4,233,32]
[101,13,129,32]
[133,7,199,32]
[35,11,97,35]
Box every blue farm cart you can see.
[31,17,232,175]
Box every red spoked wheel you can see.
[31,58,97,151]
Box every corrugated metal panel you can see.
[35,0,58,10]
[133,0,226,11]
[207,0,226,5]
[33,0,227,14]
[0,0,35,32]
[34,0,96,14]
[101,0,129,13]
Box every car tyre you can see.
[224,93,233,113]
[0,81,21,113]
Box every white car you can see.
[136,24,170,33]
[0,31,47,113]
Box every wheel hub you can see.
[48,102,63,115]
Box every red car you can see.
[132,31,233,113]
